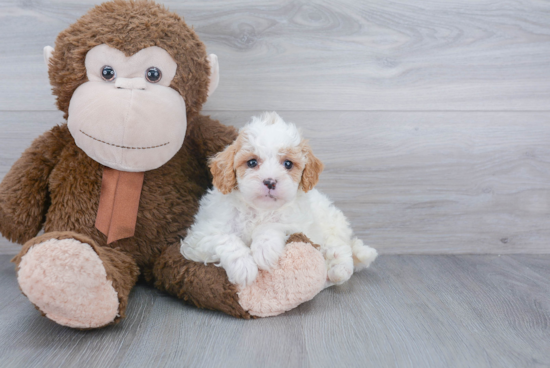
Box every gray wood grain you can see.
[0,254,548,368]
[1,0,550,111]
[1,110,549,255]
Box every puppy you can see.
[180,112,377,287]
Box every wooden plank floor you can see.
[0,254,549,368]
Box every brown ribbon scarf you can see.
[95,167,145,244]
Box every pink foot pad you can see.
[17,238,119,328]
[238,242,327,317]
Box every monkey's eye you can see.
[247,159,258,168]
[145,67,162,83]
[284,160,293,170]
[100,65,116,82]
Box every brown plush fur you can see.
[49,0,210,121]
[0,126,68,244]
[286,233,320,250]
[153,242,251,318]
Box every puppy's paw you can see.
[353,246,378,271]
[351,238,378,272]
[224,255,259,287]
[327,263,353,285]
[251,235,286,271]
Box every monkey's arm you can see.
[0,125,68,244]
[187,115,238,161]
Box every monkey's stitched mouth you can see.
[80,130,170,150]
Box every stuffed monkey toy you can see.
[0,0,327,328]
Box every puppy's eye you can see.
[145,67,162,83]
[101,65,116,82]
[247,159,258,168]
[284,160,293,170]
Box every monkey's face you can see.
[67,44,187,172]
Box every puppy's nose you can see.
[263,179,277,190]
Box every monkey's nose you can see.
[263,179,277,190]
[115,77,147,90]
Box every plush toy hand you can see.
[238,233,327,317]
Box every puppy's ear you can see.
[300,141,324,193]
[209,142,238,194]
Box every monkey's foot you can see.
[238,240,327,317]
[16,235,119,328]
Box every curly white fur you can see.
[180,112,377,287]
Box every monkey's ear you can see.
[43,46,54,66]
[207,54,219,97]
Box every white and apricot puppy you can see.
[180,112,377,287]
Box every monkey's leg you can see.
[153,233,326,318]
[12,231,139,329]
[153,241,252,319]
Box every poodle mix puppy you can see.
[181,112,377,287]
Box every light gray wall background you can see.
[1,0,549,254]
